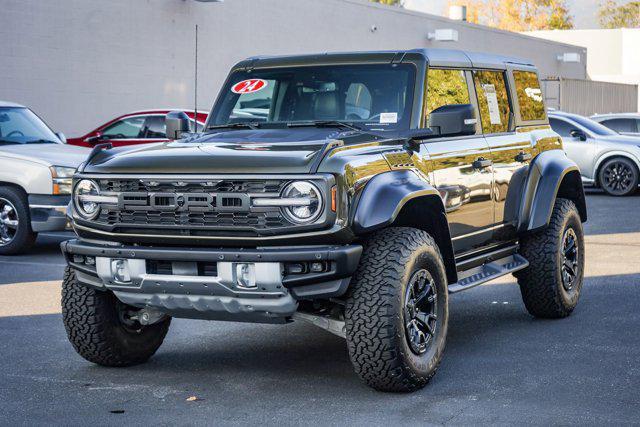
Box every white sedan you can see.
[0,101,90,254]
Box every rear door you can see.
[474,68,534,244]
[421,68,495,255]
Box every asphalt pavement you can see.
[1,190,639,425]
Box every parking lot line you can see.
[0,281,62,317]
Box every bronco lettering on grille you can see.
[117,192,250,212]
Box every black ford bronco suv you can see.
[61,49,587,392]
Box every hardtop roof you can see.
[234,48,535,71]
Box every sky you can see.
[400,0,629,29]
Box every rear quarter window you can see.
[513,71,546,122]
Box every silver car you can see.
[548,111,640,196]
[590,113,640,136]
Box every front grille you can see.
[100,179,284,194]
[92,178,294,236]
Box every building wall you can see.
[543,78,638,115]
[0,0,586,135]
[528,29,640,111]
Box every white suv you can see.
[0,101,90,254]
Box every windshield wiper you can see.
[208,122,261,130]
[0,139,19,145]
[287,120,362,131]
[25,139,58,144]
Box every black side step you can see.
[448,254,529,293]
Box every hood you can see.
[0,143,91,168]
[597,134,640,146]
[83,128,380,174]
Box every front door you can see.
[421,68,495,255]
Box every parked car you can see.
[61,49,586,392]
[66,109,208,147]
[549,111,640,196]
[0,101,90,254]
[590,113,640,136]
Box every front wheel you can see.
[61,267,171,366]
[598,157,638,196]
[0,186,37,255]
[345,227,449,392]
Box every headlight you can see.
[50,166,76,195]
[281,181,323,224]
[73,179,101,219]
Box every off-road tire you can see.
[516,198,585,318]
[345,227,449,392]
[61,267,171,366]
[0,186,37,255]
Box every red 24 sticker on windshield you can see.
[231,79,268,94]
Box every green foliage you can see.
[598,1,640,29]
[369,0,401,5]
[426,69,470,117]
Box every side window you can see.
[425,68,470,123]
[549,118,574,137]
[345,83,372,120]
[102,116,145,139]
[513,70,546,121]
[140,115,166,138]
[601,118,636,133]
[473,71,511,134]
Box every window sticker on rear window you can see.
[231,79,268,94]
[483,84,502,125]
[380,112,398,124]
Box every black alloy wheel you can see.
[600,158,638,196]
[404,268,438,355]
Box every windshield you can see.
[570,115,617,136]
[0,107,60,145]
[210,63,416,131]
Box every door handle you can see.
[515,152,532,162]
[473,158,493,169]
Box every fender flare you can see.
[352,170,441,234]
[517,149,587,233]
[352,170,457,284]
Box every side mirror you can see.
[55,132,66,143]
[166,111,191,140]
[428,104,477,137]
[85,132,108,144]
[570,129,587,141]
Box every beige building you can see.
[526,29,640,111]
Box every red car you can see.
[66,109,208,147]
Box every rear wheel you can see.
[61,267,171,366]
[598,157,638,196]
[345,227,448,392]
[516,198,585,318]
[0,186,36,255]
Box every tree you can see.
[598,1,640,28]
[369,0,401,5]
[448,0,574,31]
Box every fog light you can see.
[287,263,306,274]
[111,259,131,283]
[310,262,325,272]
[235,263,256,289]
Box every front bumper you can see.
[61,239,362,323]
[29,195,71,232]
